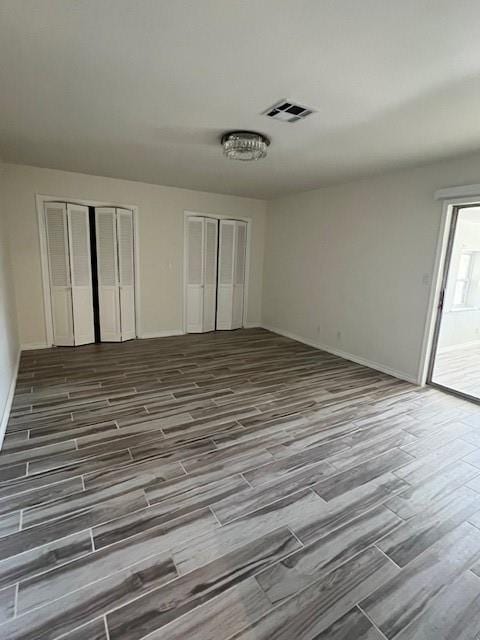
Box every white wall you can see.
[1,163,266,347]
[262,150,480,383]
[0,165,20,446]
[9,148,480,387]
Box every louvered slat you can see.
[118,211,134,287]
[203,218,218,332]
[68,209,90,286]
[219,221,234,285]
[117,209,136,341]
[96,211,117,287]
[205,218,217,286]
[235,222,247,285]
[44,202,74,346]
[45,205,70,288]
[232,221,247,329]
[188,219,204,286]
[67,204,94,345]
[185,216,205,332]
[95,207,121,342]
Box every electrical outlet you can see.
[336,330,342,343]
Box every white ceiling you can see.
[2,0,480,199]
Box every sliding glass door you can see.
[429,205,480,400]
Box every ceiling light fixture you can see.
[221,130,270,161]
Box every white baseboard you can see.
[0,349,21,450]
[138,330,185,339]
[243,322,262,329]
[21,343,50,351]
[23,327,260,346]
[262,324,419,385]
[22,333,188,346]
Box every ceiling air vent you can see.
[263,99,315,123]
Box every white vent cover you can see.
[263,99,315,123]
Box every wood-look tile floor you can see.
[1,329,480,639]
[432,343,480,400]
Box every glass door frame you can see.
[427,203,480,404]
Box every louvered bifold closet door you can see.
[186,216,205,333]
[232,221,247,329]
[67,204,95,345]
[216,219,236,330]
[203,218,218,332]
[44,203,74,346]
[95,207,121,342]
[117,209,136,341]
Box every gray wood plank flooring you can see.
[1,328,480,639]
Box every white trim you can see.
[23,331,186,345]
[36,194,141,345]
[137,330,184,339]
[417,200,454,385]
[0,349,21,450]
[262,324,418,385]
[243,322,262,328]
[435,184,480,201]
[182,210,252,334]
[21,343,50,351]
[418,193,480,386]
[37,202,54,347]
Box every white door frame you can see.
[36,194,141,346]
[183,210,252,334]
[419,187,480,385]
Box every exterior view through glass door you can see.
[429,205,480,400]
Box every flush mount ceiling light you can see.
[221,130,270,161]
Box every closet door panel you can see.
[99,289,121,341]
[44,203,74,346]
[216,220,235,330]
[232,221,247,329]
[117,209,136,341]
[186,217,205,333]
[203,218,218,332]
[67,204,94,345]
[50,289,74,346]
[95,207,121,342]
